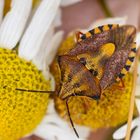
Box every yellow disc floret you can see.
[51,34,137,129]
[0,48,50,140]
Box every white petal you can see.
[135,85,140,96]
[137,62,140,84]
[88,16,127,31]
[34,101,89,140]
[50,73,55,91]
[131,127,140,140]
[34,101,78,140]
[19,0,61,60]
[0,0,4,24]
[32,26,54,70]
[76,125,90,139]
[32,29,63,71]
[44,31,64,66]
[113,117,140,139]
[34,124,78,140]
[42,31,64,79]
[136,32,140,47]
[61,0,82,7]
[38,101,70,129]
[0,0,32,49]
[53,8,62,27]
[135,99,140,115]
[42,100,70,130]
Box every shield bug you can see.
[16,24,136,138]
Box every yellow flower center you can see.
[0,48,50,140]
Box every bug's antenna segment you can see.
[16,88,55,94]
[66,99,79,138]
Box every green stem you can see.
[98,0,113,17]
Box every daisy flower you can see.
[0,0,63,139]
[0,0,87,140]
[0,1,138,140]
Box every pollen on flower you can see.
[0,48,50,140]
[52,35,136,129]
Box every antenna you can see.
[66,99,79,138]
[16,88,79,138]
[16,88,55,94]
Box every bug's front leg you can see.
[75,31,84,42]
[119,79,125,88]
[116,79,125,90]
[112,78,125,90]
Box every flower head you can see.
[0,48,50,140]
[0,0,63,139]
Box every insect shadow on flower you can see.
[16,24,136,138]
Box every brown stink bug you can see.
[16,24,136,138]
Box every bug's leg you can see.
[114,79,125,90]
[75,31,84,42]
[111,78,125,91]
[120,78,125,88]
[66,99,79,138]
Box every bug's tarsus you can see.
[116,79,125,90]
[120,79,125,88]
[66,99,79,138]
[16,88,55,94]
[113,79,125,90]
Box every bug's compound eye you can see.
[79,57,86,65]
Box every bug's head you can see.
[57,55,101,100]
